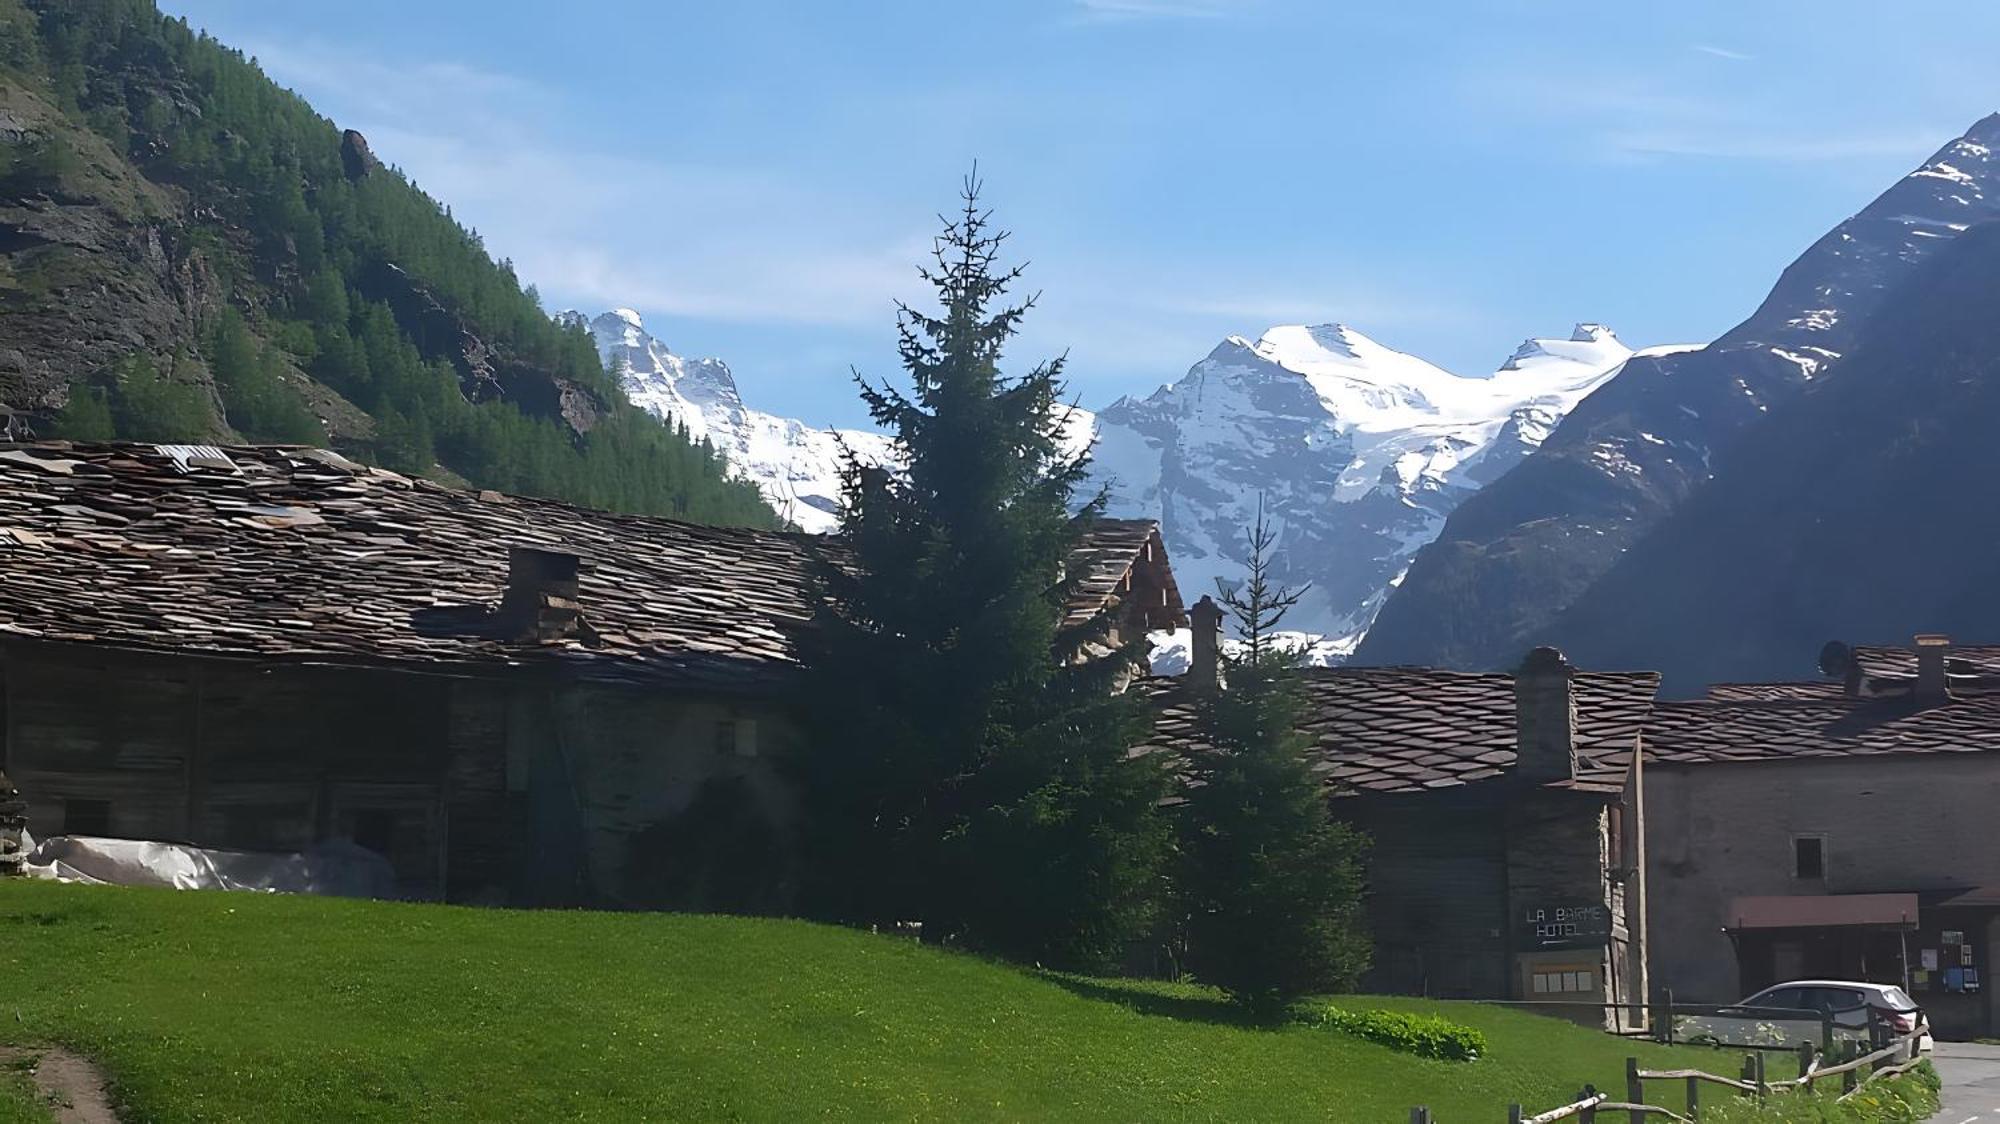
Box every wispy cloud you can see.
[243,32,1471,410]
[1692,44,1753,62]
[1070,0,1248,22]
[1468,67,1946,167]
[1605,128,1945,164]
[243,39,930,333]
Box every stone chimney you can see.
[502,546,591,644]
[1515,646,1577,783]
[1915,633,1952,704]
[1188,595,1225,695]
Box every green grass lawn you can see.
[1,881,1781,1122]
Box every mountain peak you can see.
[1497,324,1630,375]
[609,307,645,330]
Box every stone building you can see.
[0,441,1183,905]
[1646,636,2000,1039]
[1136,602,1660,1025]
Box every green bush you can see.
[1698,1062,1938,1123]
[1311,1006,1487,1061]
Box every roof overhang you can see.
[1726,892,1919,931]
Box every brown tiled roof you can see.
[1706,681,1848,702]
[1844,643,2000,697]
[1063,517,1185,631]
[1851,644,2000,682]
[0,442,1172,692]
[1647,693,2000,766]
[1133,666,1661,796]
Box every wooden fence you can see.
[1406,1032,1927,1122]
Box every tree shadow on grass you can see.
[1044,974,1288,1030]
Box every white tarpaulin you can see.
[22,834,398,898]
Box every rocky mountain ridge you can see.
[1087,322,1678,658]
[1356,111,2000,670]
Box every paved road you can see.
[1936,1043,2000,1122]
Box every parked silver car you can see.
[1733,980,1933,1052]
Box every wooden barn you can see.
[1136,606,1661,1026]
[0,442,1183,906]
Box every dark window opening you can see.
[1794,835,1826,880]
[62,798,111,836]
[714,717,737,755]
[1608,804,1626,869]
[350,809,398,858]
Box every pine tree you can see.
[1177,500,1371,1011]
[793,175,1168,970]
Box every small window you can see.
[62,798,111,836]
[1532,968,1595,995]
[1794,835,1826,880]
[714,715,758,758]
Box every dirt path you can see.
[0,1046,117,1124]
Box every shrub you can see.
[1311,1006,1486,1061]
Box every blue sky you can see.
[165,0,2000,429]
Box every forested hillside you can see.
[0,0,776,526]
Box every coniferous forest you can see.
[0,0,776,527]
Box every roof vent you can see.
[1915,634,1952,705]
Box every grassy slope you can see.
[2,882,1770,1122]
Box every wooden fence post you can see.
[1684,1076,1699,1121]
[1739,1055,1756,1099]
[1798,1041,1817,1091]
[1820,1012,1835,1052]
[1842,1044,1859,1096]
[1508,1103,1524,1124]
[1626,1057,1643,1108]
[1578,1086,1597,1124]
[1752,1051,1767,1102]
[1408,1108,1430,1124]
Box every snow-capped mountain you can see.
[564,303,1658,661]
[560,309,893,533]
[1087,322,1677,659]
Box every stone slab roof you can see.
[0,442,1172,693]
[1133,665,1661,796]
[1647,692,2000,766]
[1705,681,1848,702]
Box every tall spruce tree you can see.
[1178,501,1371,1011]
[793,176,1168,970]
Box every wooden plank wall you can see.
[1347,796,1513,998]
[4,643,462,899]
